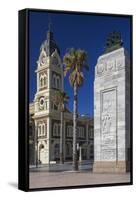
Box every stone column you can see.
[93,47,130,173]
[46,117,51,164]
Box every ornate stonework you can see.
[101,88,117,161]
[96,48,128,77]
[93,47,130,173]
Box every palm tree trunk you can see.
[73,82,78,171]
[60,111,64,163]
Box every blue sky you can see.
[29,10,131,117]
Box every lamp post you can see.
[79,146,82,162]
[76,143,80,170]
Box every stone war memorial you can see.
[93,32,130,173]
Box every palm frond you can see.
[69,70,77,86]
[63,48,89,87]
[53,91,69,111]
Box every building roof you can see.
[40,30,60,56]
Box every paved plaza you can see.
[29,162,130,189]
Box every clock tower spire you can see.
[33,27,63,164]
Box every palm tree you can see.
[63,48,89,171]
[54,91,69,163]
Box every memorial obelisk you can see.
[93,32,130,173]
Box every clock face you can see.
[39,97,44,109]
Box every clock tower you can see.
[33,29,63,164]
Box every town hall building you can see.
[29,28,94,165]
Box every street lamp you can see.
[77,143,82,162]
[76,143,80,170]
[77,143,79,151]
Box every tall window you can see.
[53,74,56,88]
[70,126,73,137]
[58,124,60,136]
[40,76,43,87]
[77,127,80,138]
[78,127,84,138]
[66,143,71,156]
[81,127,84,138]
[45,124,47,136]
[90,145,94,159]
[43,74,47,87]
[89,126,93,138]
[54,103,58,110]
[54,143,59,158]
[56,77,60,89]
[38,123,47,137]
[42,124,44,135]
[53,123,57,136]
[67,126,72,137]
[38,125,41,136]
[39,73,47,88]
[51,102,58,110]
[52,74,61,89]
[53,123,60,136]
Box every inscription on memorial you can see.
[101,88,117,161]
[96,56,125,77]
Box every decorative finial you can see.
[46,13,53,41]
[48,13,52,32]
[104,31,123,54]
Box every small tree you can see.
[54,91,69,163]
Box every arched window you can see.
[56,77,60,89]
[40,74,47,88]
[82,127,84,138]
[38,125,41,136]
[53,123,58,136]
[43,73,47,87]
[40,77,42,87]
[53,74,56,88]
[67,126,72,137]
[79,127,84,138]
[58,124,60,136]
[67,126,69,137]
[70,126,73,137]
[39,144,44,151]
[89,126,93,138]
[54,103,58,110]
[80,127,82,137]
[45,124,47,136]
[40,75,44,87]
[39,144,45,164]
[54,143,59,158]
[42,124,44,135]
[66,143,71,156]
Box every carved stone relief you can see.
[96,56,125,77]
[101,88,117,161]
